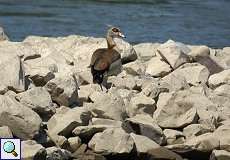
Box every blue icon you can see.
[3,141,18,157]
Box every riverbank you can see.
[1,29,230,160]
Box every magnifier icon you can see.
[3,141,18,157]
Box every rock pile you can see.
[0,28,230,160]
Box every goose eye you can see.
[112,28,119,32]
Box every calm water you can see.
[0,0,229,48]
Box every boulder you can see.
[0,95,42,140]
[133,42,160,61]
[124,114,165,145]
[45,71,79,107]
[91,118,122,127]
[67,137,81,152]
[16,87,56,118]
[21,140,46,160]
[210,150,230,160]
[123,60,146,76]
[46,147,72,160]
[157,40,190,69]
[0,126,13,138]
[208,69,230,89]
[145,56,172,77]
[163,129,185,145]
[0,26,9,41]
[88,128,134,155]
[47,107,91,137]
[126,93,156,117]
[107,75,137,90]
[183,124,212,138]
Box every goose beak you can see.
[118,32,126,38]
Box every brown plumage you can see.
[89,27,125,90]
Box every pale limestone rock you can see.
[183,124,212,138]
[67,137,81,152]
[210,150,230,160]
[22,140,46,160]
[209,69,230,89]
[0,126,13,138]
[163,129,185,145]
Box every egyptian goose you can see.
[89,27,125,90]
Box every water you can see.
[0,0,229,48]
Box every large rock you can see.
[47,107,91,137]
[88,128,134,155]
[45,71,79,107]
[208,69,230,89]
[145,56,172,77]
[46,147,72,160]
[21,140,46,160]
[124,114,165,145]
[157,40,190,69]
[163,129,185,145]
[88,90,126,121]
[107,74,137,90]
[164,63,210,86]
[123,60,146,76]
[91,118,122,127]
[0,126,13,138]
[126,93,156,117]
[0,52,25,92]
[133,43,160,61]
[183,124,212,138]
[67,137,81,152]
[0,26,9,41]
[210,150,230,160]
[16,87,56,118]
[0,95,42,139]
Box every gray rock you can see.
[163,129,185,145]
[210,150,230,160]
[157,40,190,69]
[0,26,9,41]
[46,72,79,107]
[145,56,172,77]
[16,87,55,118]
[68,137,81,152]
[133,43,160,61]
[88,128,134,155]
[123,60,146,76]
[183,124,212,138]
[47,107,91,137]
[0,126,13,138]
[209,69,230,89]
[46,147,72,160]
[0,95,42,140]
[126,93,156,117]
[124,114,165,145]
[21,140,46,160]
[107,75,137,90]
[91,118,122,127]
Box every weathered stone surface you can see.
[107,75,137,90]
[124,114,165,145]
[157,40,190,69]
[210,150,230,160]
[133,42,160,61]
[16,87,55,117]
[46,147,72,160]
[45,71,79,107]
[145,56,172,77]
[73,151,106,160]
[0,126,13,138]
[47,107,91,137]
[88,128,134,155]
[183,124,212,138]
[166,63,210,86]
[68,137,81,152]
[22,140,46,160]
[123,60,146,76]
[163,129,185,145]
[0,95,42,140]
[88,90,126,120]
[91,118,122,127]
[209,69,230,89]
[0,26,9,41]
[126,93,156,117]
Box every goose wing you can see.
[89,48,107,67]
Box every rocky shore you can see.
[1,26,230,160]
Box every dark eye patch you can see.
[112,28,119,32]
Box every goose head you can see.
[107,27,126,39]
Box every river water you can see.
[0,0,229,48]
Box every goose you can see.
[89,27,125,91]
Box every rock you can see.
[21,140,46,160]
[88,90,126,120]
[107,75,137,90]
[88,128,134,155]
[163,129,185,145]
[0,126,13,138]
[223,47,230,54]
[16,87,56,118]
[77,69,93,85]
[68,137,81,152]
[210,150,230,160]
[189,45,210,58]
[115,89,137,106]
[91,118,122,127]
[73,151,106,160]
[124,114,165,145]
[157,40,190,69]
[165,63,210,86]
[123,60,146,76]
[133,43,160,61]
[183,124,212,138]
[126,93,156,117]
[208,69,230,89]
[0,84,8,95]
[145,56,172,77]
[0,26,9,41]
[154,90,199,128]
[0,53,25,92]
[45,71,79,107]
[0,95,42,140]
[46,147,72,160]
[47,107,91,137]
